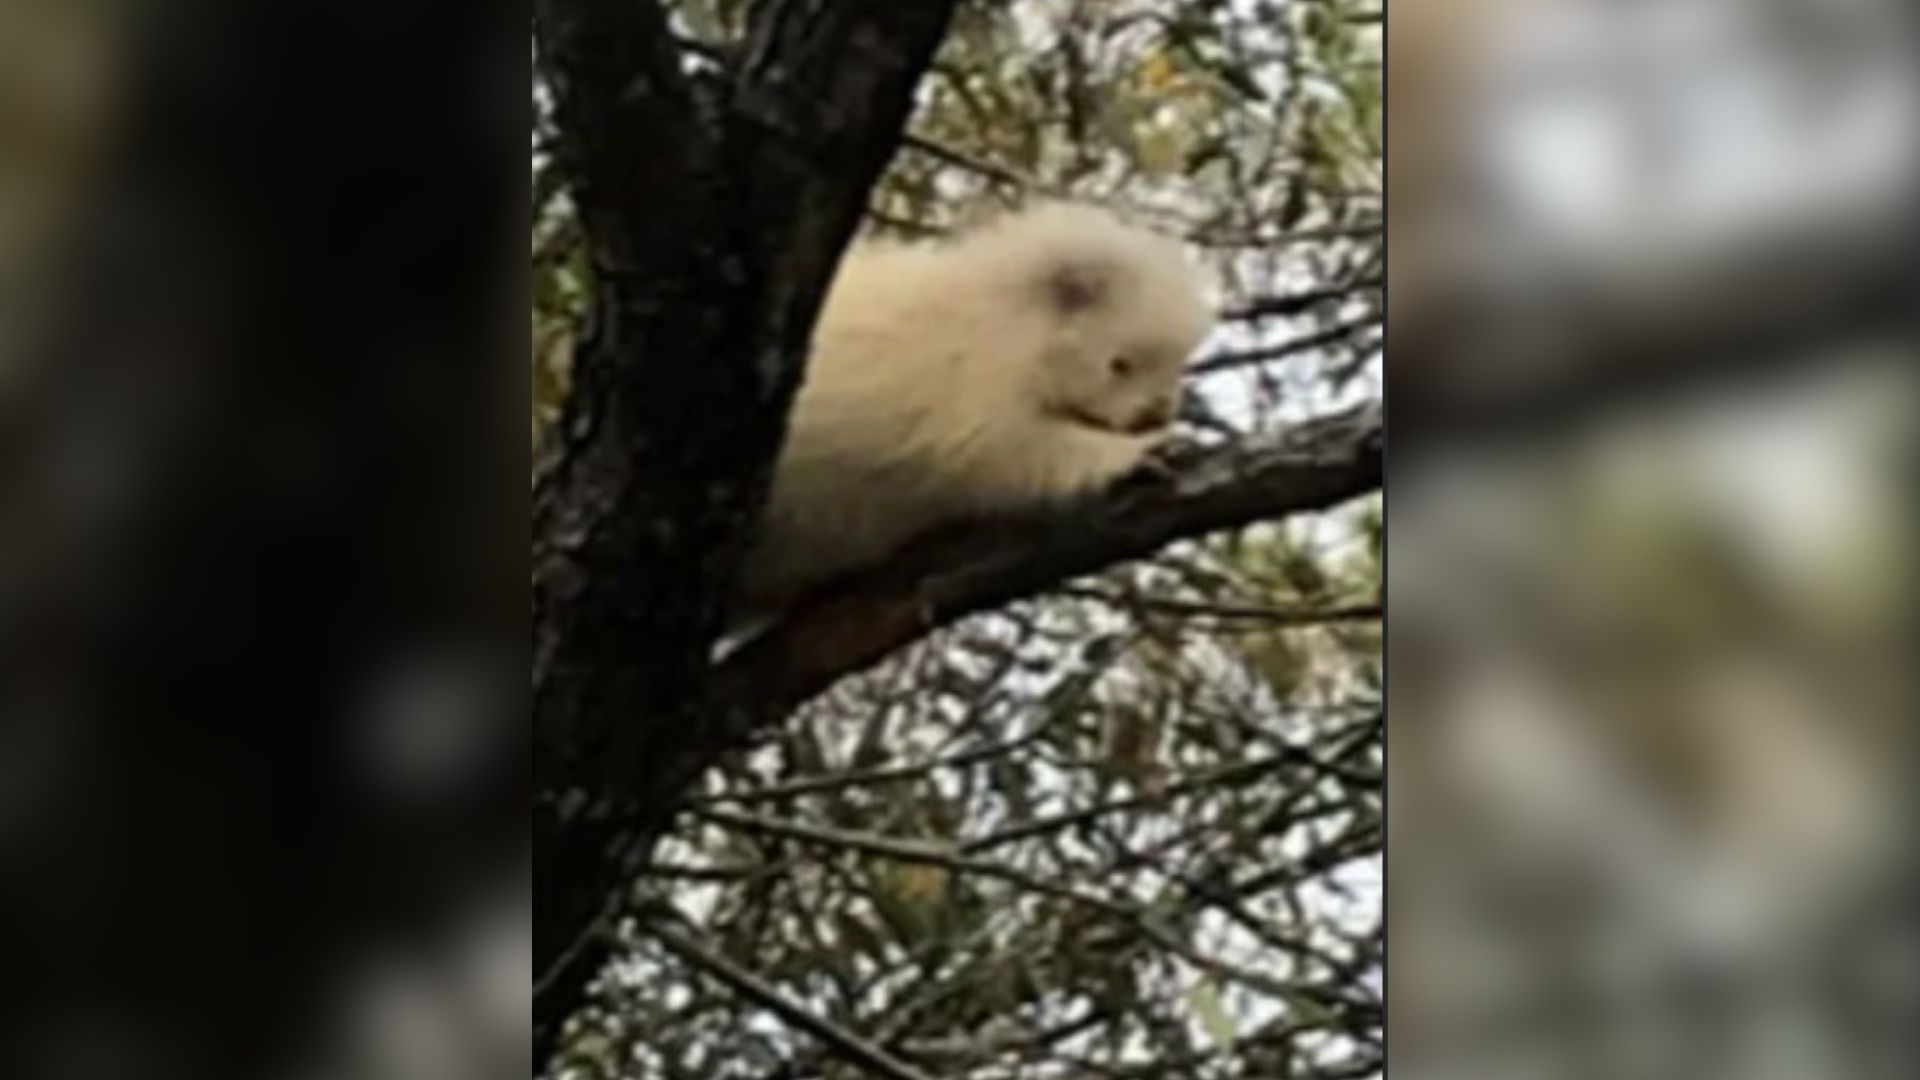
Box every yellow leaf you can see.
[1141,51,1178,93]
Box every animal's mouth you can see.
[1047,401,1168,437]
[1049,402,1123,434]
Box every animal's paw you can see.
[1115,440,1187,490]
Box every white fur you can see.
[737,203,1212,612]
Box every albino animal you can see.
[737,202,1212,613]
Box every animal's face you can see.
[1033,258,1210,437]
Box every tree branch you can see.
[1222,277,1383,323]
[694,806,1344,1000]
[1191,317,1383,377]
[900,132,1033,190]
[714,405,1384,726]
[580,408,1378,1074]
[1062,590,1383,631]
[689,724,1053,807]
[647,920,939,1080]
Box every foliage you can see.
[536,2,1384,1077]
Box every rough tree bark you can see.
[531,0,965,1065]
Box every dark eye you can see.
[1109,356,1134,378]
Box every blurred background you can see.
[1391,1,1918,1078]
[4,2,524,1079]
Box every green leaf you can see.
[1189,978,1238,1046]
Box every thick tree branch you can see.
[715,405,1384,726]
[531,0,700,279]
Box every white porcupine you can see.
[737,202,1212,613]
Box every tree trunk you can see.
[529,2,963,1066]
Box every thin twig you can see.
[1223,277,1383,323]
[646,920,939,1080]
[1190,317,1382,377]
[694,807,1335,1000]
[900,133,1032,190]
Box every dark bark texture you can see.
[530,0,964,1064]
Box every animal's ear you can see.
[1043,259,1113,315]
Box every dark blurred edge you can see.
[1392,229,1920,451]
[0,3,525,1079]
